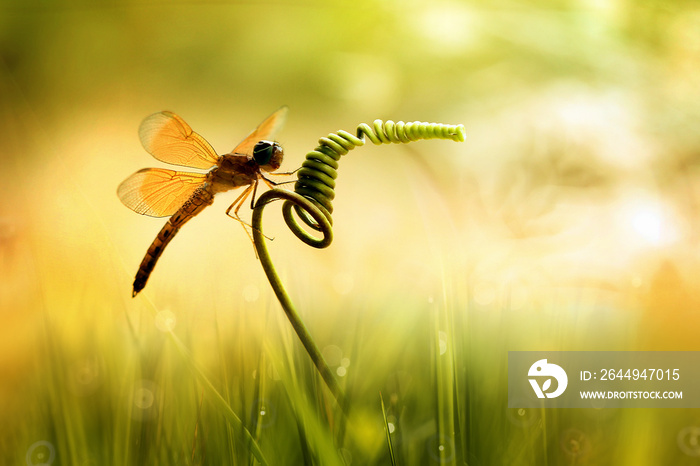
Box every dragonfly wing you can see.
[117,168,208,217]
[139,111,220,169]
[230,106,288,156]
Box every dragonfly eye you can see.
[253,141,274,165]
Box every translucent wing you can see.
[139,111,220,169]
[117,168,208,217]
[230,106,288,156]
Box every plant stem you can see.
[252,189,348,414]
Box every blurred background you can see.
[2,0,700,464]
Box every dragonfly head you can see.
[253,140,284,171]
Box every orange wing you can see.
[230,106,288,156]
[139,111,220,170]
[117,168,208,217]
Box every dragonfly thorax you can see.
[253,140,283,172]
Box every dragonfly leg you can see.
[225,181,273,243]
[261,172,296,187]
[225,182,253,218]
[249,176,260,210]
[267,167,300,176]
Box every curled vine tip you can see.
[359,120,466,144]
[288,117,466,239]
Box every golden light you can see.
[620,197,679,248]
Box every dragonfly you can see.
[118,107,290,297]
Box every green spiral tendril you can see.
[289,119,465,237]
[252,116,465,414]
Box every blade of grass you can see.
[214,313,237,464]
[167,329,269,466]
[191,390,204,463]
[380,392,397,466]
[251,350,266,458]
[264,333,345,466]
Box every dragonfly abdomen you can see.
[132,188,215,296]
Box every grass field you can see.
[4,134,700,464]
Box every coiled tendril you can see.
[282,119,466,247]
[252,117,465,413]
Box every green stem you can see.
[252,189,348,414]
[250,116,465,417]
